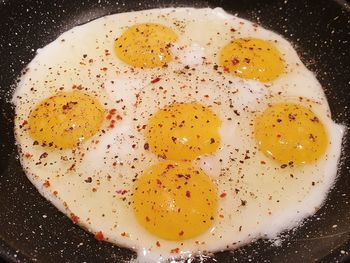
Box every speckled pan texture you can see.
[0,0,349,262]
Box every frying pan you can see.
[0,0,349,262]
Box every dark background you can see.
[0,0,349,262]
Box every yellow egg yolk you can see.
[254,103,328,165]
[114,23,177,68]
[133,160,217,241]
[28,91,104,149]
[146,103,221,160]
[219,38,284,82]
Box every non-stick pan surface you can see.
[0,0,349,262]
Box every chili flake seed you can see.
[170,248,180,254]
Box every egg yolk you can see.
[219,38,284,82]
[114,23,177,68]
[254,103,328,165]
[133,161,217,241]
[28,91,104,149]
[146,103,221,160]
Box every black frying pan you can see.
[1,0,349,262]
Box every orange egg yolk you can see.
[28,91,104,149]
[219,38,284,82]
[114,23,177,68]
[146,103,221,160]
[133,160,218,241]
[254,103,328,165]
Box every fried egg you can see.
[12,7,344,262]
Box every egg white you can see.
[13,7,344,262]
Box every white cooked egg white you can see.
[13,7,345,263]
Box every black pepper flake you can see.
[85,177,92,183]
[144,143,149,150]
[288,113,296,121]
[241,200,247,206]
[280,164,287,169]
[39,152,48,159]
[309,134,316,141]
[210,138,215,144]
[233,110,240,116]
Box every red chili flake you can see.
[260,160,266,165]
[220,192,227,198]
[145,216,150,222]
[230,28,236,32]
[156,241,161,247]
[166,164,174,169]
[21,120,28,127]
[116,115,123,120]
[170,248,180,254]
[178,230,184,236]
[186,191,191,198]
[43,180,50,188]
[109,109,117,115]
[151,77,161,84]
[101,67,108,71]
[106,114,112,120]
[53,191,58,196]
[70,213,80,224]
[156,179,162,185]
[95,231,104,241]
[116,189,128,195]
[223,66,230,72]
[231,58,240,65]
[92,188,97,192]
[144,143,149,150]
[108,124,115,128]
[88,59,94,63]
[24,153,32,159]
[219,214,224,218]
